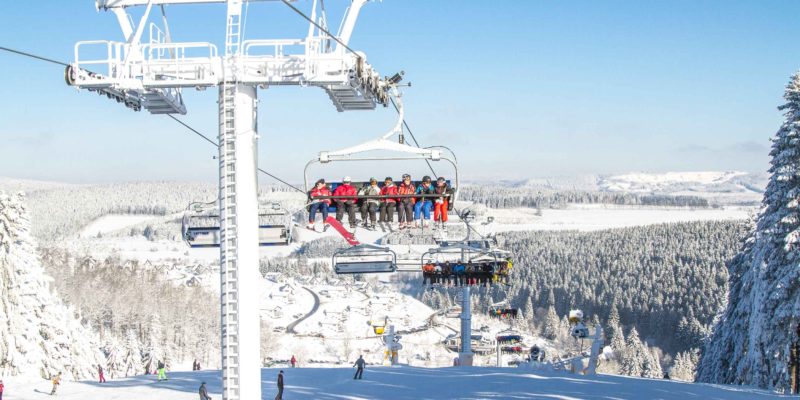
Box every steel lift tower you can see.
[66,1,392,398]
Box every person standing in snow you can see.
[0,379,4,400]
[290,355,297,368]
[275,370,284,400]
[353,355,365,379]
[199,381,212,400]
[98,365,106,383]
[157,360,167,381]
[50,372,61,395]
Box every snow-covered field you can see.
[2,366,787,400]
[78,214,162,238]
[488,204,754,232]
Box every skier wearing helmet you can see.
[433,177,450,230]
[397,174,416,229]
[333,176,358,228]
[379,177,399,228]
[413,176,435,228]
[359,178,380,230]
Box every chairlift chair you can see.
[496,327,524,345]
[332,244,397,274]
[303,93,459,222]
[182,201,293,248]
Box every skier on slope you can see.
[157,360,167,381]
[275,370,284,400]
[50,372,61,396]
[199,381,212,400]
[290,355,297,368]
[308,179,332,231]
[353,355,366,379]
[333,177,358,228]
[98,365,106,383]
[0,379,4,400]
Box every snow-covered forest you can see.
[390,221,745,379]
[39,248,220,377]
[459,187,712,209]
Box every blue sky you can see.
[1,1,798,184]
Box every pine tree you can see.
[524,297,535,331]
[620,327,645,377]
[607,306,626,361]
[120,330,142,377]
[0,192,103,379]
[542,306,560,340]
[671,350,699,382]
[142,314,165,374]
[698,72,800,391]
[642,347,663,379]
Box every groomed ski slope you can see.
[3,366,787,400]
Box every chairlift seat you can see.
[182,203,292,247]
[332,244,397,274]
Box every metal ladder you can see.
[219,1,242,398]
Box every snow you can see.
[0,366,788,400]
[487,204,753,232]
[600,171,750,191]
[78,214,161,238]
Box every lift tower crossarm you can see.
[97,0,288,9]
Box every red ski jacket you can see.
[398,182,416,204]
[333,184,357,201]
[380,184,399,203]
[310,186,332,205]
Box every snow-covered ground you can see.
[78,214,162,238]
[488,204,754,232]
[2,366,787,400]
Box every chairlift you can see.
[496,327,523,345]
[303,93,459,221]
[369,316,388,335]
[181,200,293,248]
[500,345,525,355]
[332,244,397,274]
[489,301,519,319]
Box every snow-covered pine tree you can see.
[524,297,535,331]
[142,314,165,374]
[120,330,142,377]
[0,192,103,380]
[620,327,645,377]
[671,350,699,382]
[642,347,663,379]
[698,72,800,391]
[104,339,123,378]
[542,306,560,340]
[606,306,626,361]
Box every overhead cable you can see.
[1,45,306,193]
